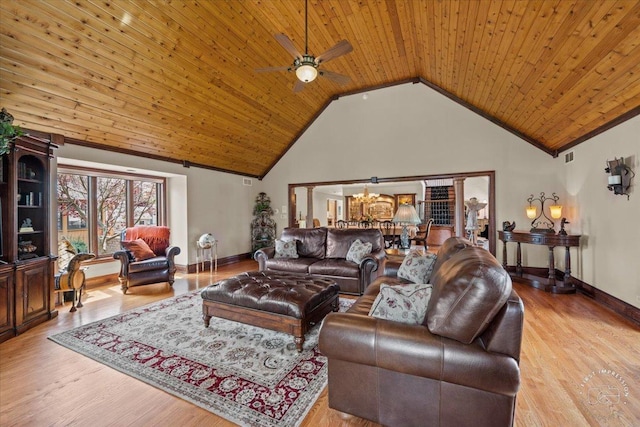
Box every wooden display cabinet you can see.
[0,133,58,343]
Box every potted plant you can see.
[0,108,24,156]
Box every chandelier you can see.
[353,185,379,204]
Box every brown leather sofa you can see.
[113,226,181,294]
[254,227,385,295]
[319,237,524,427]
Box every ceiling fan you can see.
[255,0,353,92]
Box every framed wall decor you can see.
[395,193,416,206]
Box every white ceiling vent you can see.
[565,151,574,164]
[243,178,253,186]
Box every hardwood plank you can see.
[1,259,638,426]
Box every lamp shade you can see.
[549,205,563,219]
[526,206,537,219]
[393,204,421,224]
[295,64,318,82]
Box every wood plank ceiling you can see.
[1,0,639,178]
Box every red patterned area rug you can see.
[49,291,352,427]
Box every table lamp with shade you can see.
[393,204,421,249]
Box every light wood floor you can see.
[1,260,638,426]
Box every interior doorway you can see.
[288,171,496,255]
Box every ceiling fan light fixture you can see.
[296,64,318,82]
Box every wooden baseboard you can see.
[85,273,118,289]
[185,252,254,274]
[508,266,639,326]
[83,254,255,286]
[573,277,640,326]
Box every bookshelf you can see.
[0,134,58,343]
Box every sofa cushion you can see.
[346,239,373,264]
[326,228,383,259]
[264,257,317,274]
[274,239,299,258]
[308,259,360,278]
[397,251,438,284]
[128,256,169,273]
[122,239,156,261]
[281,227,327,259]
[427,247,512,344]
[368,283,433,325]
[123,226,171,256]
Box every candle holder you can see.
[605,157,634,200]
[526,192,561,233]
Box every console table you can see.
[498,230,581,294]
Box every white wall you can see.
[54,144,256,276]
[558,115,640,307]
[261,83,638,308]
[262,82,559,256]
[53,82,638,308]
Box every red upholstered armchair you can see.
[113,226,181,294]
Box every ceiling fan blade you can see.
[315,40,353,64]
[293,79,306,93]
[255,65,291,73]
[319,70,351,85]
[274,33,303,60]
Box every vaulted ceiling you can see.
[1,1,639,178]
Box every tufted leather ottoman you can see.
[201,271,340,352]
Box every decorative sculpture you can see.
[196,233,217,274]
[559,218,569,236]
[502,221,516,231]
[465,197,487,245]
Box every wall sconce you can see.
[526,192,560,233]
[605,157,635,200]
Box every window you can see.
[57,174,89,253]
[57,167,165,258]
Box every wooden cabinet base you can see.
[2,310,58,343]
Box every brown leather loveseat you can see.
[254,227,385,295]
[319,237,524,427]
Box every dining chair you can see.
[379,220,398,249]
[411,218,434,250]
[336,220,347,228]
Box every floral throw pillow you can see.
[368,283,433,324]
[274,239,299,258]
[398,251,438,284]
[346,239,373,264]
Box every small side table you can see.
[196,240,218,275]
[498,230,580,293]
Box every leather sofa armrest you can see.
[361,248,386,266]
[319,312,520,396]
[113,250,131,277]
[254,247,275,271]
[165,245,181,258]
[165,245,181,270]
[382,259,402,277]
[358,248,386,292]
